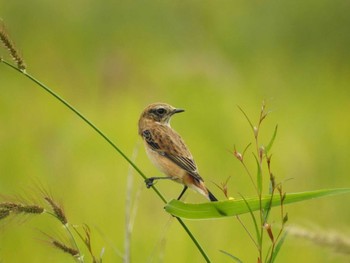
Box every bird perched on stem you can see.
[138,103,217,202]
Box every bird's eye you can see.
[156,108,166,115]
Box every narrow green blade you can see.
[265,125,278,154]
[164,188,350,219]
[219,250,243,263]
[269,230,288,263]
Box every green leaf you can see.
[237,105,254,132]
[269,230,288,263]
[283,213,288,225]
[219,250,243,263]
[265,125,278,154]
[164,188,350,219]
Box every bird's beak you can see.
[172,108,185,114]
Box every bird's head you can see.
[139,103,184,127]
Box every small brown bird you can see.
[138,103,217,201]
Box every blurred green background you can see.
[1,1,350,262]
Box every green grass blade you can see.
[165,188,350,219]
[237,105,254,132]
[265,125,278,154]
[269,230,288,263]
[219,250,243,263]
[240,194,261,243]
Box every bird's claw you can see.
[145,178,155,188]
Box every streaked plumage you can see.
[138,103,217,201]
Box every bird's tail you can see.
[208,190,218,202]
[190,178,218,201]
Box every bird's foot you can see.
[145,178,155,188]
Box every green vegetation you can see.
[165,189,350,220]
[1,1,350,262]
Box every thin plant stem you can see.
[235,216,259,249]
[1,59,163,200]
[267,189,286,263]
[176,217,211,263]
[46,211,84,263]
[124,145,139,263]
[147,217,172,263]
[255,106,267,262]
[64,224,84,263]
[240,161,258,196]
[1,59,212,263]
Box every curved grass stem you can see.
[1,59,211,263]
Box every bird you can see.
[138,102,217,202]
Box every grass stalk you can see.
[1,58,212,263]
[234,103,287,262]
[124,146,139,263]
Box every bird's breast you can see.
[145,144,186,183]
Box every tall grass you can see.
[0,20,211,263]
[1,20,350,263]
[217,103,288,263]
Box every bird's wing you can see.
[142,130,161,150]
[142,127,203,182]
[163,154,203,182]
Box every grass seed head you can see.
[0,21,26,70]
